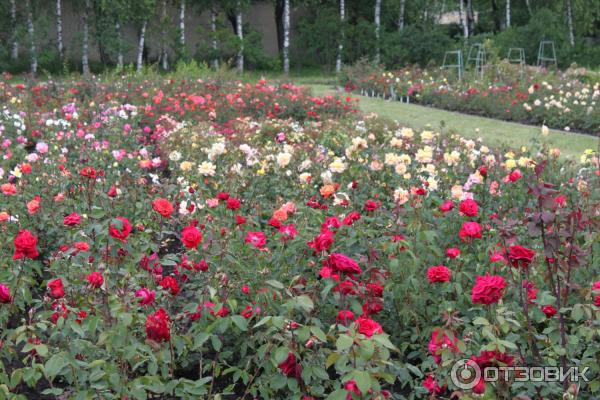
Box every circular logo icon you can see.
[450,359,481,390]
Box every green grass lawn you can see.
[308,83,599,160]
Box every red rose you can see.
[13,229,39,260]
[135,287,155,305]
[459,198,478,217]
[542,305,557,317]
[325,253,362,276]
[107,185,118,198]
[152,198,174,218]
[427,265,452,283]
[145,308,170,342]
[80,166,97,179]
[235,215,247,225]
[459,221,482,241]
[423,374,444,395]
[0,283,11,303]
[74,242,90,251]
[342,211,361,225]
[355,316,383,337]
[109,217,132,242]
[47,278,65,299]
[439,200,454,213]
[245,231,266,249]
[240,305,254,319]
[86,272,103,289]
[592,281,600,306]
[446,247,460,258]
[307,230,334,252]
[226,198,241,210]
[181,225,202,249]
[159,276,180,295]
[336,310,355,325]
[470,350,514,368]
[478,165,487,177]
[278,352,302,378]
[508,245,535,268]
[472,379,486,394]
[471,274,506,305]
[216,192,230,200]
[63,213,81,226]
[363,200,379,212]
[508,169,522,182]
[428,329,460,364]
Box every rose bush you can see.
[0,74,598,399]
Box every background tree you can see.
[25,0,36,74]
[336,0,345,73]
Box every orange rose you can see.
[320,184,335,199]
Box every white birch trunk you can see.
[459,0,469,38]
[525,0,532,16]
[10,0,19,60]
[179,0,185,47]
[505,0,511,29]
[26,0,37,74]
[566,0,574,46]
[56,0,63,60]
[211,6,219,69]
[137,20,147,72]
[398,0,405,31]
[116,21,123,69]
[160,0,168,70]
[282,0,290,74]
[236,2,243,74]
[374,0,381,64]
[82,0,90,76]
[336,0,345,73]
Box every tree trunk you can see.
[211,6,219,69]
[524,0,532,17]
[282,0,290,74]
[10,0,19,60]
[374,0,381,64]
[160,0,168,70]
[236,1,243,74]
[467,0,475,34]
[275,0,284,53]
[179,0,185,48]
[26,0,37,74]
[336,0,345,73]
[116,21,123,69]
[491,0,501,31]
[565,0,574,46]
[459,0,469,38]
[82,0,90,76]
[398,0,405,31]
[505,0,511,29]
[137,20,147,72]
[56,0,63,60]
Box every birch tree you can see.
[211,3,219,69]
[374,0,381,64]
[136,20,147,72]
[236,0,244,74]
[82,0,91,76]
[160,0,169,70]
[115,20,124,69]
[56,0,64,60]
[565,0,575,46]
[282,0,290,74]
[336,0,345,73]
[179,0,186,48]
[25,0,37,74]
[10,0,18,60]
[398,0,405,31]
[505,0,511,29]
[459,0,468,38]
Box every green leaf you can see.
[265,280,284,289]
[296,295,314,312]
[231,315,248,331]
[336,335,354,351]
[310,326,327,342]
[472,317,490,326]
[253,316,271,328]
[44,353,67,380]
[351,370,371,394]
[571,304,584,322]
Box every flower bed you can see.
[342,65,600,134]
[0,74,599,399]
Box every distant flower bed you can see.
[342,66,600,134]
[0,74,598,399]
